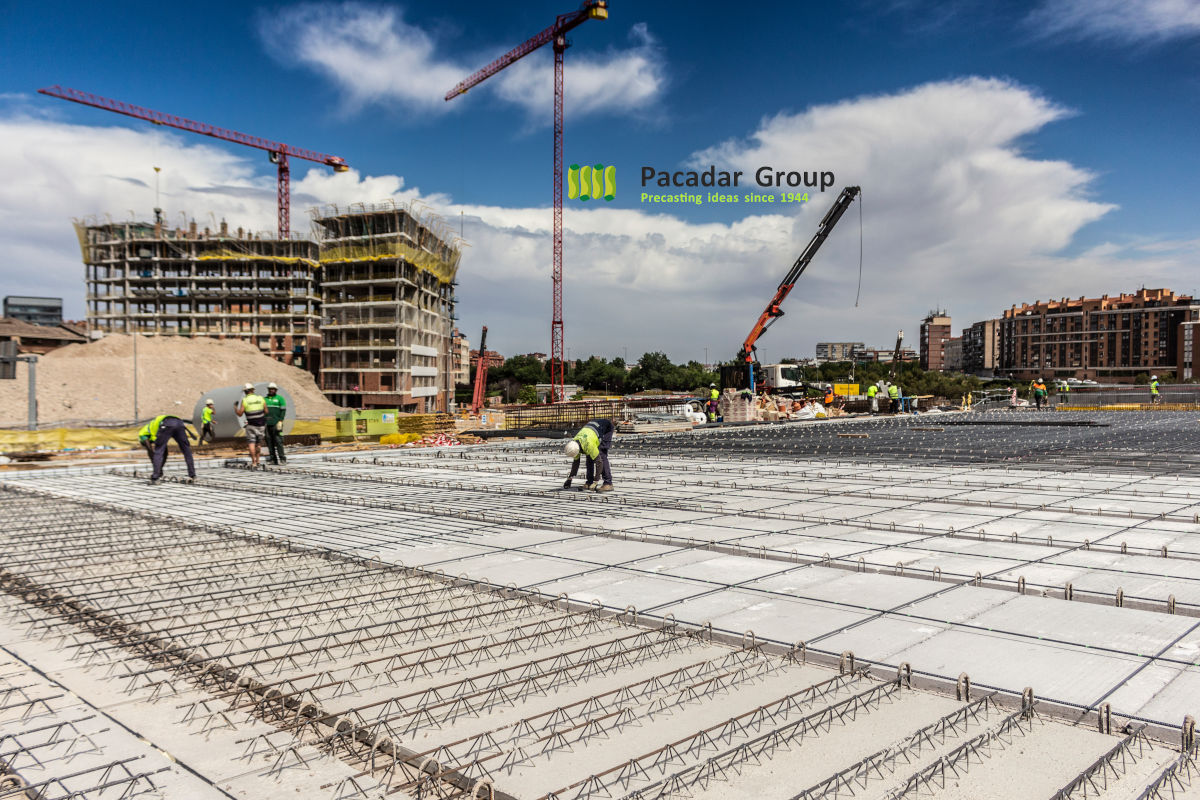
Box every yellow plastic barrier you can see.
[291,418,339,438]
[379,433,424,445]
[0,417,340,453]
[0,426,141,452]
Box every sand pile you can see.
[0,335,342,427]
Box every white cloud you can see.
[265,4,465,111]
[5,77,1191,365]
[264,3,665,120]
[685,77,1120,357]
[491,23,666,118]
[1027,0,1200,44]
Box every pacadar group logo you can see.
[567,163,616,202]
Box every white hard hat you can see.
[267,382,278,389]
[563,440,580,459]
[243,383,254,391]
[1152,375,1158,380]
[205,398,214,405]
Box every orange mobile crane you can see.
[733,186,861,393]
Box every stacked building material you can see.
[394,413,457,435]
[719,390,758,422]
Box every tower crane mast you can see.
[445,1,609,402]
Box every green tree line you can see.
[461,352,1019,405]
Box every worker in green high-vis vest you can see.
[887,382,900,414]
[264,383,287,465]
[866,383,879,415]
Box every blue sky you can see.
[4,0,1200,363]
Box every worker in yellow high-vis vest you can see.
[562,418,615,492]
[138,414,197,485]
[199,398,216,445]
[235,383,268,468]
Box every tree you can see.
[517,384,538,404]
[568,355,627,394]
[488,355,547,389]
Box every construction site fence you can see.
[502,396,694,431]
[1059,385,1200,406]
[0,418,338,453]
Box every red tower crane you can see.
[38,85,350,239]
[471,325,490,414]
[445,1,608,403]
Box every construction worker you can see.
[887,382,900,413]
[1033,377,1047,409]
[866,383,879,415]
[562,418,615,492]
[1059,381,1070,407]
[264,382,287,465]
[823,385,835,407]
[235,382,268,468]
[138,415,197,485]
[1150,375,1161,404]
[199,398,216,445]
[707,383,719,423]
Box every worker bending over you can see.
[199,398,216,444]
[866,383,879,415]
[139,414,197,485]
[562,418,615,492]
[264,382,287,465]
[236,382,268,468]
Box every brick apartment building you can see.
[919,311,952,371]
[470,349,505,372]
[815,342,865,362]
[943,336,963,372]
[962,319,1000,376]
[999,288,1200,382]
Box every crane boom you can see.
[444,3,606,100]
[737,186,860,391]
[471,326,490,414]
[445,1,608,403]
[38,85,349,238]
[889,330,904,380]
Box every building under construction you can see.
[313,202,461,413]
[79,219,322,374]
[78,203,462,408]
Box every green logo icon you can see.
[567,163,616,202]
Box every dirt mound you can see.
[0,335,342,427]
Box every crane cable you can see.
[854,189,864,307]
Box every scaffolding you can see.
[312,201,462,413]
[78,218,322,375]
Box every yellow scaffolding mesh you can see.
[195,250,318,266]
[320,241,460,284]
